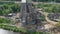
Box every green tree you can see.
[11,4,20,13]
[2,9,11,15]
[0,3,21,15]
[0,18,12,23]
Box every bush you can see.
[36,3,60,13]
[25,30,43,34]
[0,3,21,15]
[0,18,12,24]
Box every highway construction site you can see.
[0,0,60,34]
[14,0,60,34]
[1,0,59,34]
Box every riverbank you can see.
[0,23,27,33]
[0,23,43,34]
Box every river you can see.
[0,29,20,34]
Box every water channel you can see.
[0,29,20,34]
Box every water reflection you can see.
[0,29,20,34]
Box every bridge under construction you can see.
[21,0,37,25]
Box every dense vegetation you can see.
[0,2,20,15]
[36,3,60,13]
[0,18,12,24]
[0,0,58,2]
[1,0,60,3]
[33,0,60,2]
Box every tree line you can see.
[33,0,60,2]
[36,3,60,13]
[0,2,20,16]
[0,0,60,3]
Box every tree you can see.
[0,18,12,23]
[11,4,20,13]
[2,9,11,15]
[52,5,60,13]
[0,3,21,15]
